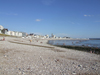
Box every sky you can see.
[0,0,100,38]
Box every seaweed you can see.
[55,45,100,54]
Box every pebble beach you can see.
[0,37,100,75]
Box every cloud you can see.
[35,19,42,22]
[95,20,100,22]
[41,0,55,5]
[84,15,87,16]
[13,14,18,16]
[0,12,18,16]
[84,15,94,17]
[72,22,75,24]
[6,13,18,15]
[68,21,75,24]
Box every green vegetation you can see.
[0,34,21,38]
[0,34,10,37]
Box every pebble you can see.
[18,71,21,74]
[19,68,21,70]
[72,62,75,64]
[55,59,59,62]
[78,65,82,67]
[22,72,25,75]
[72,71,76,75]
[4,55,7,57]
[27,67,30,70]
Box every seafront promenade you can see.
[0,37,100,75]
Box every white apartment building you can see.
[7,31,15,36]
[0,25,4,34]
[7,31,22,37]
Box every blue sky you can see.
[0,0,100,38]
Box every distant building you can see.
[63,36,70,38]
[43,35,46,38]
[29,33,34,36]
[7,31,15,36]
[21,32,27,37]
[51,33,56,38]
[36,35,39,38]
[45,35,49,38]
[0,30,1,34]
[0,25,24,37]
[7,31,22,37]
[0,25,4,34]
[58,37,61,39]
[1,28,8,34]
[55,37,58,39]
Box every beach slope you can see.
[0,37,100,75]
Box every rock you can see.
[19,68,21,70]
[78,65,82,67]
[22,72,25,75]
[83,68,86,70]
[72,62,75,64]
[18,71,21,74]
[55,59,59,62]
[27,67,30,70]
[64,73,66,75]
[72,71,76,75]
[83,65,87,68]
[4,55,7,57]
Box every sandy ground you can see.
[0,37,100,75]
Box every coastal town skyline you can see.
[0,0,100,38]
[0,25,71,39]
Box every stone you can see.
[4,55,7,57]
[55,59,59,62]
[18,71,21,74]
[72,71,76,75]
[78,65,82,67]
[19,68,21,70]
[72,62,75,64]
[22,72,25,75]
[27,67,30,70]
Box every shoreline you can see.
[46,38,89,41]
[47,39,100,52]
[54,45,100,54]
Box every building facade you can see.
[0,25,4,34]
[7,31,22,37]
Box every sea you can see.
[48,39,100,49]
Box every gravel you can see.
[0,37,100,75]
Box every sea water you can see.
[48,40,100,49]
